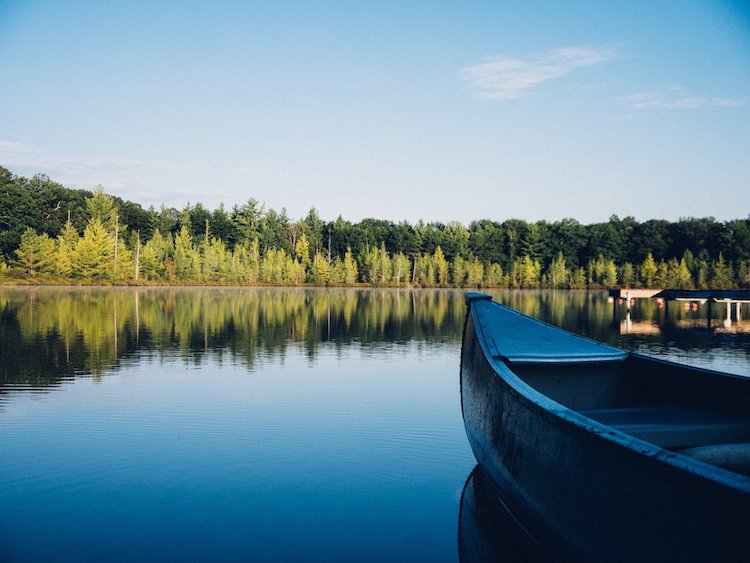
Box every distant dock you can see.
[652,289,750,303]
[610,288,749,330]
[609,288,750,303]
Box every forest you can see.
[1,166,749,289]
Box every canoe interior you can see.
[511,355,750,466]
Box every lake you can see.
[1,287,748,561]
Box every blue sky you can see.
[1,1,748,224]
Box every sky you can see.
[0,1,749,225]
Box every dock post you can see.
[725,301,732,329]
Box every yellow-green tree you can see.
[342,248,358,285]
[546,252,568,289]
[433,246,449,285]
[669,258,693,288]
[465,257,485,287]
[392,252,411,286]
[485,263,504,287]
[311,252,330,285]
[710,253,734,289]
[640,253,658,288]
[73,218,113,279]
[174,226,199,280]
[55,219,79,278]
[15,228,56,277]
[451,256,466,287]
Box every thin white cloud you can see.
[0,140,33,153]
[1,151,177,183]
[623,88,747,110]
[0,142,264,209]
[0,143,180,203]
[460,46,616,100]
[711,97,747,107]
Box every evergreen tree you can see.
[619,263,636,288]
[485,263,504,287]
[547,252,568,289]
[433,246,450,285]
[311,252,330,285]
[231,239,260,283]
[232,198,263,244]
[603,259,617,288]
[655,260,669,288]
[174,226,199,280]
[392,252,411,286]
[202,237,229,281]
[329,257,346,285]
[85,185,115,226]
[710,253,734,289]
[465,257,485,287]
[15,228,56,276]
[451,256,466,287]
[55,219,80,278]
[571,267,587,289]
[516,256,541,288]
[669,258,693,288]
[415,253,434,287]
[73,218,113,279]
[140,229,170,280]
[520,223,543,260]
[295,233,312,277]
[737,260,750,288]
[342,248,358,285]
[640,253,657,288]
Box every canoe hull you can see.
[460,300,750,560]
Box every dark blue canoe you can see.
[460,293,750,561]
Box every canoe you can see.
[460,293,750,561]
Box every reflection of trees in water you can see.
[2,288,744,395]
[0,287,468,389]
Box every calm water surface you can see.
[1,288,748,561]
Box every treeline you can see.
[1,167,749,288]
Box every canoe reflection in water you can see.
[459,466,553,562]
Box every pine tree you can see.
[547,252,568,289]
[640,253,658,288]
[311,252,330,285]
[433,246,450,285]
[451,256,466,287]
[294,233,312,269]
[603,259,617,288]
[670,258,693,289]
[710,253,734,289]
[655,260,669,288]
[465,257,485,287]
[73,218,113,279]
[392,252,411,286]
[85,185,115,225]
[619,263,636,288]
[485,263,504,287]
[15,228,56,277]
[342,248,358,285]
[55,240,74,278]
[174,226,199,280]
